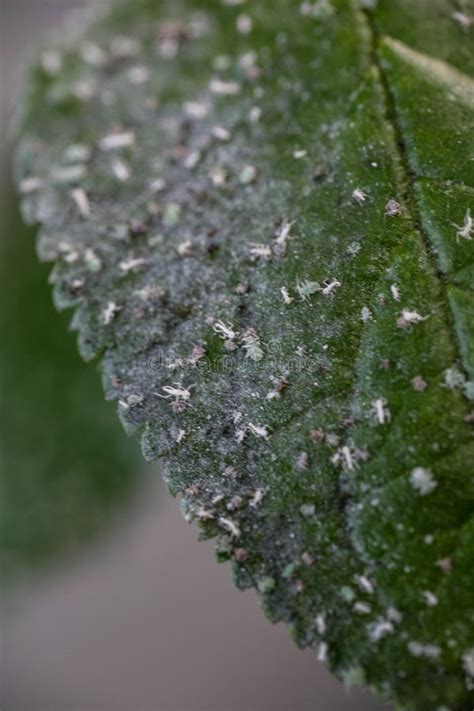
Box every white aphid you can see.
[161,383,193,402]
[390,284,401,301]
[407,642,441,659]
[452,11,473,29]
[211,125,231,141]
[422,591,438,607]
[368,619,394,642]
[371,398,391,425]
[213,320,237,341]
[321,279,341,295]
[352,188,368,205]
[119,256,146,274]
[112,158,130,182]
[248,422,270,439]
[454,209,473,241]
[356,575,374,594]
[280,287,293,304]
[70,188,91,217]
[99,131,135,151]
[237,13,253,33]
[209,78,241,95]
[102,301,121,325]
[397,309,427,328]
[249,489,265,507]
[19,177,43,193]
[240,329,264,361]
[219,517,241,539]
[248,243,272,260]
[183,101,209,119]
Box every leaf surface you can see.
[14,0,474,707]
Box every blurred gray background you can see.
[0,2,388,709]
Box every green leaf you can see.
[13,0,474,707]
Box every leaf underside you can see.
[15,0,474,708]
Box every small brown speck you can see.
[310,429,326,443]
[234,548,248,562]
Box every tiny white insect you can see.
[248,243,272,260]
[248,422,270,439]
[332,445,356,471]
[183,150,201,170]
[390,283,401,301]
[99,131,135,151]
[396,309,428,328]
[41,49,62,75]
[454,209,473,242]
[315,613,326,635]
[127,65,150,84]
[81,42,107,66]
[462,648,474,681]
[177,240,193,257]
[209,78,241,95]
[237,13,253,33]
[19,177,43,194]
[280,286,293,304]
[352,188,368,205]
[84,248,102,273]
[183,101,209,119]
[249,106,262,123]
[422,591,438,607]
[176,429,187,444]
[452,11,473,29]
[321,278,341,296]
[213,320,237,341]
[317,642,328,662]
[356,575,374,594]
[196,508,215,521]
[102,301,121,325]
[407,642,440,659]
[111,158,130,182]
[385,199,401,217]
[160,383,194,402]
[239,165,257,184]
[70,188,91,217]
[218,517,241,539]
[119,256,146,274]
[354,602,371,615]
[296,280,320,301]
[240,329,264,361]
[209,165,227,187]
[371,398,391,425]
[211,125,231,141]
[368,619,394,642]
[249,489,265,507]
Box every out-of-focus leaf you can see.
[0,175,141,580]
